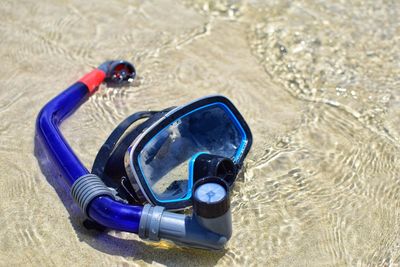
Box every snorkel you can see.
[36,60,252,250]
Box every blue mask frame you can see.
[125,95,252,210]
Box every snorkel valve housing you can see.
[98,60,136,86]
[139,177,232,250]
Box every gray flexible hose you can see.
[70,174,115,216]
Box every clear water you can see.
[1,0,400,266]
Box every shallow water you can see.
[1,0,400,266]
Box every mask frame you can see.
[125,95,253,210]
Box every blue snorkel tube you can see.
[36,60,233,250]
[36,61,143,233]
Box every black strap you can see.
[91,107,175,203]
[92,111,158,179]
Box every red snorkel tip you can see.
[79,60,136,93]
[79,69,106,93]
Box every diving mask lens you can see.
[125,95,252,209]
[137,102,247,203]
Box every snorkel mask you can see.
[36,60,252,250]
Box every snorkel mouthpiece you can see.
[139,177,232,250]
[193,154,236,185]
